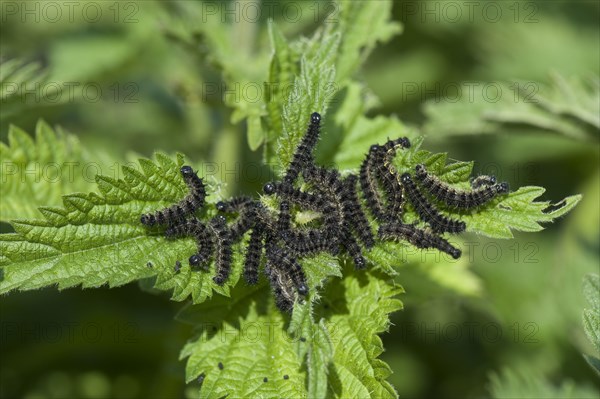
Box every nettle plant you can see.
[0,3,582,398]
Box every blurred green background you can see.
[1,1,598,398]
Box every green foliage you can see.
[0,121,578,296]
[0,58,48,110]
[0,149,240,303]
[0,120,98,221]
[0,115,579,396]
[0,1,589,398]
[423,73,599,140]
[323,269,403,398]
[177,268,401,398]
[582,273,600,375]
[276,29,340,173]
[489,368,599,399]
[268,1,400,172]
[289,304,332,399]
[166,1,400,166]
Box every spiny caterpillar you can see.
[141,112,509,312]
[283,112,321,184]
[378,222,461,259]
[415,164,509,209]
[140,165,206,226]
[400,173,467,234]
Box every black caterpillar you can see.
[141,112,509,312]
[140,166,206,226]
[415,164,509,209]
[378,222,461,259]
[400,173,466,234]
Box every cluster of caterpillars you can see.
[140,112,509,312]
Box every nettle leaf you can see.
[288,303,332,399]
[276,31,340,173]
[583,274,600,318]
[261,20,301,161]
[535,73,599,131]
[178,268,402,399]
[0,150,236,303]
[179,296,305,398]
[322,268,403,398]
[0,120,101,221]
[462,188,581,239]
[423,73,599,140]
[582,273,600,374]
[265,0,400,163]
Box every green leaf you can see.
[311,320,332,397]
[583,309,600,354]
[0,58,48,101]
[535,73,599,130]
[289,304,332,399]
[276,30,340,173]
[583,354,600,377]
[0,149,234,303]
[247,112,265,151]
[583,273,600,354]
[583,273,600,314]
[462,189,582,239]
[489,368,600,399]
[263,20,300,159]
[180,295,305,398]
[423,74,599,141]
[323,269,403,398]
[179,268,402,398]
[0,121,100,221]
[271,0,401,167]
[0,59,53,119]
